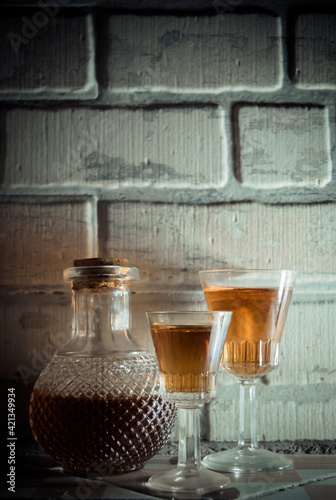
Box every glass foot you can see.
[147,466,231,494]
[202,446,293,473]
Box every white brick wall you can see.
[107,14,282,91]
[1,0,336,445]
[237,105,332,187]
[0,294,71,380]
[100,202,336,282]
[2,107,225,188]
[0,13,97,99]
[294,13,336,89]
[0,201,96,285]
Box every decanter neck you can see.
[60,261,140,355]
[58,258,140,355]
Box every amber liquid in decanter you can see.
[30,359,175,476]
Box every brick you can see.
[1,107,224,188]
[0,14,97,98]
[0,201,96,286]
[210,398,336,441]
[100,201,336,285]
[237,105,332,187]
[0,293,71,380]
[274,299,336,386]
[294,14,336,88]
[107,14,281,91]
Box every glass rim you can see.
[146,310,232,327]
[199,269,296,274]
[145,311,233,324]
[146,310,232,316]
[64,265,139,282]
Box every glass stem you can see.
[177,407,201,470]
[238,380,258,449]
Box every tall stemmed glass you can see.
[199,270,295,473]
[146,311,232,495]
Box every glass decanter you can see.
[29,258,176,477]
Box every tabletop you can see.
[2,454,336,500]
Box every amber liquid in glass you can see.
[203,287,292,378]
[150,324,212,393]
[29,389,174,476]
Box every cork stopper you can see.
[64,257,138,291]
[74,257,129,267]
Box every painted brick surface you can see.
[1,107,224,188]
[0,201,95,286]
[107,14,281,91]
[0,14,97,98]
[0,294,70,380]
[294,14,336,89]
[0,0,336,447]
[100,202,336,284]
[275,298,336,386]
[237,105,332,187]
[210,398,336,441]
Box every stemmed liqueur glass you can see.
[199,270,295,473]
[146,311,232,495]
